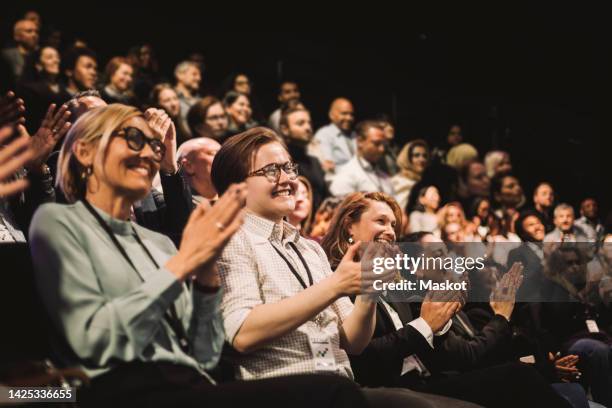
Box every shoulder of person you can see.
[29,202,83,239]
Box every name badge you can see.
[586,319,600,333]
[308,335,337,372]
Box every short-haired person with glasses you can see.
[211,127,480,407]
[28,105,367,407]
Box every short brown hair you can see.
[211,127,286,195]
[320,192,403,270]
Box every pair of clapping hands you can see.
[0,91,70,198]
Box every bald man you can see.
[178,137,221,205]
[313,97,357,172]
[2,19,39,81]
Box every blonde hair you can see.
[57,104,143,202]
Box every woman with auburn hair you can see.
[437,202,480,242]
[100,57,137,106]
[320,191,403,270]
[287,175,314,236]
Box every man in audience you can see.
[279,107,328,212]
[174,61,202,138]
[544,203,594,242]
[178,137,220,206]
[268,80,300,132]
[532,182,555,233]
[313,97,356,172]
[63,47,98,96]
[330,120,394,197]
[575,197,604,243]
[1,19,39,83]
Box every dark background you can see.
[1,6,609,216]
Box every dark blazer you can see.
[350,299,435,387]
[133,172,192,247]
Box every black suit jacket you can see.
[133,172,192,247]
[350,299,435,387]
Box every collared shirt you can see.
[329,155,395,197]
[28,201,223,380]
[217,211,354,380]
[313,123,356,167]
[0,199,26,242]
[544,225,594,243]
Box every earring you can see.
[81,166,93,180]
[347,236,354,244]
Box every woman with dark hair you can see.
[221,72,264,122]
[392,139,430,210]
[222,91,257,137]
[17,45,70,130]
[186,96,229,143]
[150,82,190,146]
[491,173,525,221]
[407,185,441,236]
[100,57,137,106]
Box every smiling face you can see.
[87,117,160,202]
[348,199,397,244]
[554,208,575,233]
[534,183,554,209]
[111,63,133,92]
[71,55,98,90]
[157,88,180,118]
[411,145,428,173]
[522,215,545,241]
[38,46,60,76]
[496,175,523,208]
[246,142,297,223]
[227,95,252,126]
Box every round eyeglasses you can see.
[115,127,166,162]
[247,161,299,183]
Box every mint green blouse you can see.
[28,201,224,380]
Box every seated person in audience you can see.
[268,80,300,132]
[313,97,357,173]
[407,185,441,236]
[62,47,98,97]
[532,182,556,233]
[575,198,605,244]
[438,202,480,243]
[28,105,367,408]
[177,137,220,206]
[431,123,464,164]
[330,120,394,197]
[320,193,572,408]
[0,91,70,240]
[392,139,429,210]
[150,82,190,146]
[223,91,257,136]
[534,245,612,408]
[491,174,525,220]
[484,150,512,179]
[545,203,595,243]
[211,127,479,408]
[468,197,492,239]
[17,45,71,131]
[279,106,328,212]
[187,96,229,144]
[286,176,314,236]
[174,60,202,138]
[455,159,490,214]
[100,57,137,106]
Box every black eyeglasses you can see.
[115,127,166,162]
[247,161,299,183]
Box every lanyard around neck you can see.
[81,200,191,354]
[271,241,314,290]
